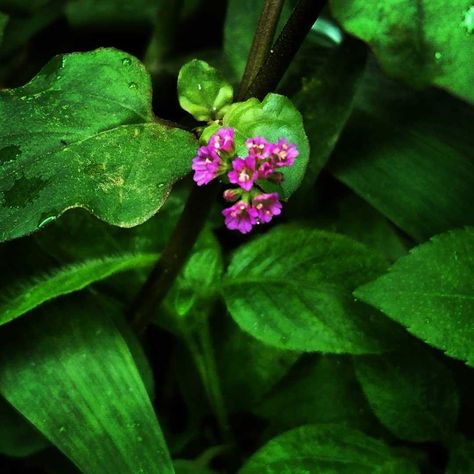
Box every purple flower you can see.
[209,128,235,154]
[222,201,258,234]
[271,138,298,167]
[192,146,221,186]
[227,156,257,191]
[257,161,274,179]
[245,136,272,159]
[252,192,282,224]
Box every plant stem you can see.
[183,314,231,442]
[245,0,327,100]
[130,0,326,333]
[130,181,219,333]
[237,0,285,101]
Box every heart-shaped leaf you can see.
[355,227,474,366]
[0,48,196,242]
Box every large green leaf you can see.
[0,253,157,326]
[239,424,419,473]
[257,356,377,434]
[355,227,474,366]
[0,48,196,242]
[222,225,405,354]
[354,348,459,442]
[223,94,309,199]
[330,62,474,242]
[330,0,474,104]
[289,38,366,207]
[0,296,174,473]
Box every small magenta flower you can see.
[271,138,299,167]
[245,136,272,159]
[227,156,257,191]
[222,201,258,234]
[257,161,274,179]
[192,146,221,186]
[209,127,235,154]
[252,193,282,223]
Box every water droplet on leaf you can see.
[38,215,56,229]
[434,51,443,61]
[128,82,138,89]
[122,57,132,66]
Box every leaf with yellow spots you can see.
[0,48,196,242]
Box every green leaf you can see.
[178,59,233,122]
[0,295,174,473]
[239,424,419,473]
[0,396,48,457]
[330,63,474,242]
[223,94,309,199]
[0,48,196,243]
[216,318,299,412]
[257,355,377,434]
[354,348,459,442]
[0,253,157,326]
[354,227,474,366]
[65,0,159,29]
[222,225,404,354]
[330,0,474,104]
[447,437,474,474]
[174,460,216,474]
[289,38,366,205]
[316,193,409,263]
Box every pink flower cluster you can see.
[192,128,298,234]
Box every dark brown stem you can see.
[130,0,326,333]
[245,0,327,100]
[130,182,219,333]
[237,0,285,101]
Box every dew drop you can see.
[128,82,138,89]
[197,84,202,91]
[122,57,132,66]
[434,51,443,61]
[462,6,474,34]
[59,426,66,433]
[38,215,56,229]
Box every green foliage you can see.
[239,424,419,473]
[0,296,173,473]
[330,0,474,104]
[0,1,473,472]
[355,228,474,365]
[0,48,196,242]
[257,356,378,434]
[0,253,157,325]
[223,225,405,353]
[0,396,49,457]
[65,0,159,29]
[330,63,474,242]
[289,37,366,203]
[354,348,459,442]
[178,59,233,122]
[223,94,309,199]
